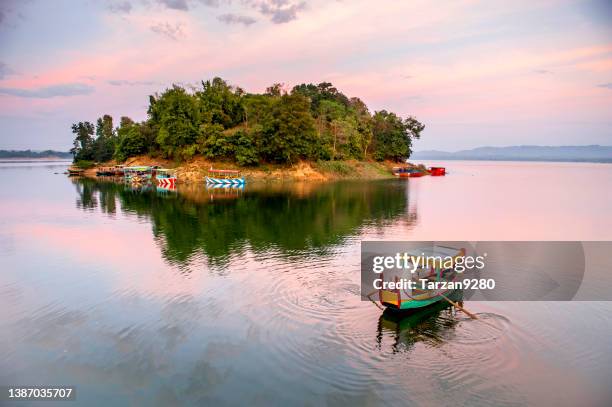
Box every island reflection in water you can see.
[72,177,414,266]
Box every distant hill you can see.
[411,145,612,163]
[0,150,72,159]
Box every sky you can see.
[0,0,611,151]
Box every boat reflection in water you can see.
[205,183,245,201]
[377,290,463,353]
[157,184,177,195]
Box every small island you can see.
[70,78,425,181]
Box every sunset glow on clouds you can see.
[0,0,611,150]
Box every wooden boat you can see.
[156,169,177,188]
[392,167,425,178]
[113,165,125,176]
[96,166,115,176]
[123,166,153,183]
[205,168,245,185]
[67,166,84,176]
[377,245,466,311]
[429,167,446,176]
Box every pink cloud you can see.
[1,0,610,149]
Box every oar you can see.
[365,289,384,310]
[439,293,478,319]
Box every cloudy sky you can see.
[0,0,611,151]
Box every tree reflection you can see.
[73,178,413,265]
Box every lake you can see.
[1,160,611,406]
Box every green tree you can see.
[243,94,274,129]
[153,86,200,157]
[196,77,245,129]
[70,121,95,161]
[92,114,116,162]
[349,97,373,158]
[261,93,318,163]
[404,116,425,149]
[265,83,285,97]
[232,128,259,166]
[292,82,350,114]
[332,116,362,160]
[371,111,424,161]
[114,117,147,162]
[197,123,228,159]
[96,114,115,139]
[317,100,346,159]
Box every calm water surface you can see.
[1,160,611,406]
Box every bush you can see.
[233,130,259,166]
[315,160,351,175]
[74,160,95,169]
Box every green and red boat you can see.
[392,167,426,178]
[377,245,465,310]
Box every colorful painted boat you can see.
[205,169,245,185]
[124,166,153,183]
[377,245,466,310]
[392,167,425,178]
[67,166,84,176]
[96,166,115,176]
[156,168,177,188]
[429,167,446,176]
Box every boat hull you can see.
[429,167,446,176]
[206,177,245,185]
[67,168,84,176]
[157,177,176,188]
[394,172,425,178]
[381,288,456,310]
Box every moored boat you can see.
[429,167,446,176]
[123,166,153,183]
[67,166,84,176]
[205,169,245,185]
[156,168,177,188]
[96,166,115,176]
[392,167,425,178]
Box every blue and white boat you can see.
[205,168,245,185]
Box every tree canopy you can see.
[71,77,424,165]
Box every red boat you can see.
[392,167,425,178]
[429,167,446,176]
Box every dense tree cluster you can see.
[71,78,424,165]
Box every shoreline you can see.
[80,156,428,182]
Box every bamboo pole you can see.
[440,293,478,319]
[365,289,384,310]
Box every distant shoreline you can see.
[411,157,612,163]
[411,145,612,163]
[0,158,72,163]
[0,150,72,160]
